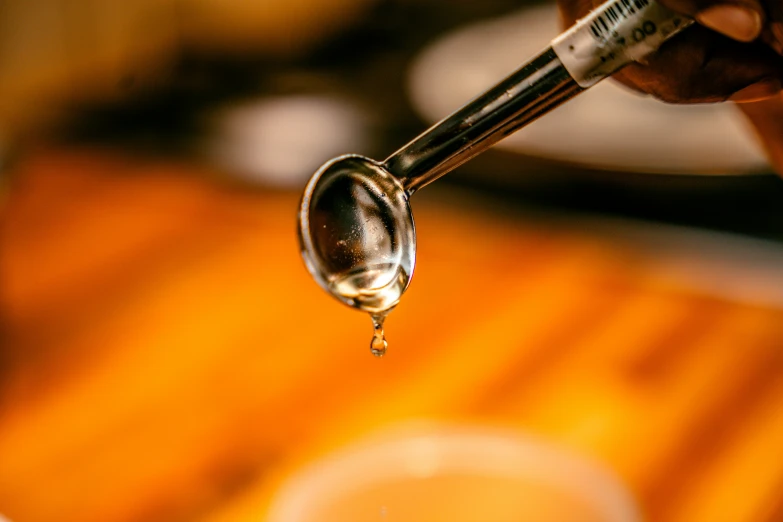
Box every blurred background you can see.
[1,0,783,521]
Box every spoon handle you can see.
[384,0,693,194]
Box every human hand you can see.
[558,0,783,102]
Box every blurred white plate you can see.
[407,5,768,175]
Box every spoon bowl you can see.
[297,155,416,314]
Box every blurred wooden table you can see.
[0,149,782,522]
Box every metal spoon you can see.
[298,0,692,315]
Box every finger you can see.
[613,26,783,102]
[728,77,783,101]
[559,0,765,42]
[557,0,783,102]
[611,0,765,42]
[761,0,783,55]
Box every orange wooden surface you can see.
[0,149,782,522]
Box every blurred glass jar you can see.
[268,424,640,522]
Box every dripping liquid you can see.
[327,262,409,357]
[370,313,388,357]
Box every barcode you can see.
[590,0,651,39]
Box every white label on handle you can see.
[552,0,693,87]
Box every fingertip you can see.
[770,22,783,54]
[696,3,763,42]
[729,79,782,102]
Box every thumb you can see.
[656,0,764,42]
